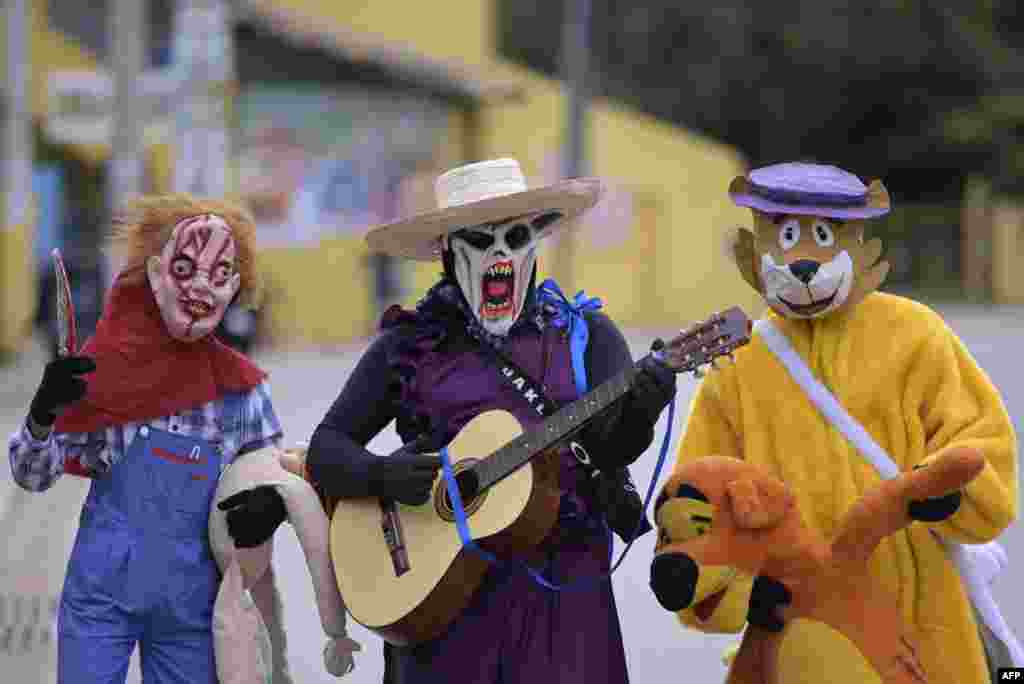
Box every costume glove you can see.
[218,485,288,549]
[574,353,677,471]
[747,575,791,633]
[626,354,677,426]
[907,462,963,522]
[591,466,653,542]
[365,443,443,507]
[29,356,96,426]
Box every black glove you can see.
[907,463,963,522]
[365,442,443,507]
[626,354,677,426]
[747,575,791,633]
[218,485,288,549]
[30,356,96,426]
[591,466,653,542]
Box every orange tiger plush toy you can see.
[651,448,985,684]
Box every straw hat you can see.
[365,158,602,261]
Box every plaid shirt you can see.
[8,380,283,492]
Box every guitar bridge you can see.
[380,499,411,577]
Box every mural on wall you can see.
[235,84,449,248]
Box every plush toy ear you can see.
[855,237,890,293]
[728,227,763,294]
[861,237,883,266]
[725,477,792,530]
[865,179,891,213]
[841,236,890,312]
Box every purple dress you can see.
[307,289,653,684]
[387,323,629,684]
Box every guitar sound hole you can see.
[435,462,488,521]
[445,470,480,506]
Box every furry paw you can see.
[907,491,962,522]
[907,463,963,522]
[747,575,791,633]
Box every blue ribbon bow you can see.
[536,278,603,395]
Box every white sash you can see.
[754,318,1023,666]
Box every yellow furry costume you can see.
[660,162,1018,684]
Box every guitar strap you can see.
[479,340,561,420]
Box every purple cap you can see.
[730,162,890,219]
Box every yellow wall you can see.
[255,240,371,345]
[0,218,36,357]
[472,65,764,327]
[587,99,765,325]
[269,0,494,66]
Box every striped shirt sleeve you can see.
[237,380,284,457]
[7,422,109,492]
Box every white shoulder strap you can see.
[753,319,900,480]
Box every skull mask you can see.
[447,212,559,337]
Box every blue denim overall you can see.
[57,415,227,684]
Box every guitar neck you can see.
[472,354,651,491]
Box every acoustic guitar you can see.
[328,308,752,645]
